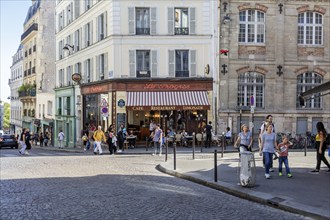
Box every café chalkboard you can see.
[116,113,126,131]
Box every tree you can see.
[3,102,10,129]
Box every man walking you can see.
[204,121,213,148]
[58,130,65,149]
[152,124,163,156]
[93,126,106,155]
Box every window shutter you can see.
[96,55,100,80]
[190,50,196,77]
[129,50,135,77]
[151,50,158,77]
[74,0,80,19]
[168,50,175,77]
[150,7,157,35]
[90,58,94,82]
[84,24,88,47]
[97,15,101,41]
[104,53,108,79]
[168,8,174,35]
[90,21,93,45]
[83,60,87,83]
[189,8,196,35]
[104,11,107,38]
[128,7,135,35]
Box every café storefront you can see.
[80,79,213,141]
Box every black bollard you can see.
[214,150,218,182]
[221,134,225,158]
[173,141,177,170]
[146,137,148,151]
[165,139,168,162]
[192,132,195,160]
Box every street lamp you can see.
[63,44,74,51]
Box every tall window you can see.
[298,12,323,45]
[85,59,91,83]
[98,54,105,80]
[136,8,150,35]
[85,22,91,47]
[175,8,188,35]
[239,10,265,44]
[59,69,64,87]
[136,50,150,77]
[175,50,189,77]
[66,65,72,86]
[97,13,106,41]
[296,72,322,109]
[74,29,80,51]
[237,72,264,108]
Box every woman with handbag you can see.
[234,124,253,153]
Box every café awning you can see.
[126,91,210,109]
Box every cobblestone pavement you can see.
[0,150,311,220]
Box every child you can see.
[277,135,293,178]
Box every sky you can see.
[0,0,31,103]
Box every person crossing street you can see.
[93,126,106,155]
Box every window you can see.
[74,0,80,19]
[237,72,264,108]
[59,69,64,87]
[85,0,91,11]
[84,59,92,83]
[97,13,107,41]
[75,62,81,75]
[239,10,265,44]
[58,97,62,115]
[66,97,71,116]
[298,12,323,45]
[136,8,150,35]
[66,65,72,86]
[66,3,73,25]
[97,54,105,80]
[136,50,150,77]
[296,72,322,109]
[175,8,189,35]
[175,50,189,77]
[74,29,81,51]
[84,22,92,47]
[47,101,52,116]
[58,11,64,31]
[58,40,64,60]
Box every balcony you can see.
[175,70,189,77]
[136,28,150,35]
[18,86,36,98]
[21,23,38,41]
[175,27,189,35]
[136,70,151,78]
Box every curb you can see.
[156,164,329,220]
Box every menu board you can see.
[116,113,126,132]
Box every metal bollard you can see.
[192,132,195,160]
[201,132,203,153]
[304,138,307,157]
[221,134,225,158]
[173,141,177,170]
[214,150,218,182]
[146,137,148,151]
[165,139,168,162]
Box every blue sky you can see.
[0,0,31,103]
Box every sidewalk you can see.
[158,149,330,220]
[32,143,330,219]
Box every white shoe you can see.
[24,151,29,155]
[152,153,155,156]
[265,174,270,179]
[159,153,162,156]
[269,168,274,172]
[117,150,122,153]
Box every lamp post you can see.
[239,104,242,133]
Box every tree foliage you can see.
[3,102,10,129]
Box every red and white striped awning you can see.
[127,91,210,107]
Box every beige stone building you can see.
[20,0,56,138]
[218,0,330,138]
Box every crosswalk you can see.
[0,149,73,157]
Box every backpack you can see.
[325,133,330,146]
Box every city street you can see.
[0,148,310,220]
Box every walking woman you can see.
[234,124,253,152]
[310,122,330,173]
[260,124,277,179]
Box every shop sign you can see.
[118,99,125,108]
[82,84,108,94]
[143,84,190,90]
[127,105,209,110]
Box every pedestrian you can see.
[277,135,293,178]
[33,132,39,145]
[127,130,136,149]
[310,122,330,173]
[107,129,116,155]
[39,132,44,147]
[152,124,163,156]
[260,124,277,179]
[44,132,49,146]
[259,115,277,170]
[204,121,212,148]
[19,128,27,155]
[25,129,32,153]
[117,124,125,152]
[81,127,89,151]
[58,129,65,149]
[234,124,253,152]
[93,126,106,155]
[149,120,155,135]
[225,127,232,144]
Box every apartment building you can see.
[20,0,56,141]
[218,0,330,137]
[9,44,24,135]
[55,0,219,146]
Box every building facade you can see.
[55,0,219,146]
[218,0,330,138]
[9,44,24,135]
[20,0,56,143]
